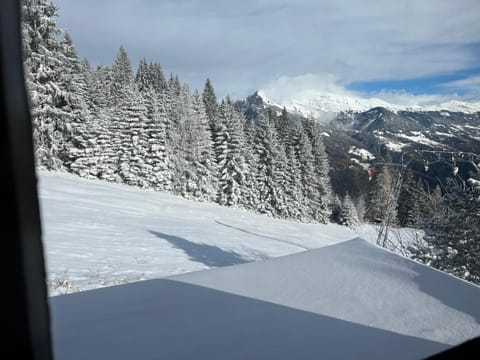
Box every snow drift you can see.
[50,239,480,360]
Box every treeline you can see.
[22,0,350,224]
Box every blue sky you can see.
[55,0,480,104]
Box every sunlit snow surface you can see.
[42,172,480,359]
[39,171,377,295]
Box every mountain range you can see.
[239,91,480,197]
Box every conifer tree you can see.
[311,125,333,222]
[285,145,305,219]
[253,113,288,216]
[23,0,69,169]
[340,193,360,228]
[296,131,318,222]
[142,88,171,190]
[214,102,248,207]
[180,91,218,201]
[56,32,92,170]
[135,58,150,93]
[203,78,218,124]
[150,62,167,93]
[110,46,133,104]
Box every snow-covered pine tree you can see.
[110,46,133,105]
[295,129,319,222]
[114,89,149,186]
[135,58,150,93]
[142,87,171,190]
[90,65,112,109]
[22,0,70,169]
[166,73,183,135]
[340,193,360,228]
[274,107,292,145]
[202,78,218,124]
[310,124,333,222]
[181,91,218,201]
[79,59,95,111]
[74,63,116,180]
[169,84,192,195]
[56,32,92,171]
[169,74,182,98]
[272,144,290,218]
[214,101,248,207]
[285,145,305,220]
[135,59,166,95]
[252,113,288,216]
[240,125,260,211]
[149,62,167,94]
[108,47,149,185]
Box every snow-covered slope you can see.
[50,239,480,360]
[43,172,480,359]
[39,172,377,295]
[257,90,480,119]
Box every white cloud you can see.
[260,74,351,104]
[56,0,480,97]
[441,75,480,93]
[260,73,473,107]
[368,90,465,106]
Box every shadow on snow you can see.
[149,230,249,267]
[214,220,309,250]
[51,279,449,360]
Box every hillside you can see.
[39,172,377,295]
[239,92,480,197]
[41,172,480,359]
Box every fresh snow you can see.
[171,239,480,346]
[49,239,480,360]
[43,172,480,359]
[39,172,377,295]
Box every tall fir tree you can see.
[110,46,133,104]
[310,125,333,222]
[149,62,167,93]
[142,88,171,190]
[253,113,288,216]
[202,78,218,124]
[214,101,248,207]
[23,0,70,169]
[296,130,319,222]
[135,58,150,93]
[57,32,91,169]
[181,91,218,201]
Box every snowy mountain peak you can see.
[256,90,480,121]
